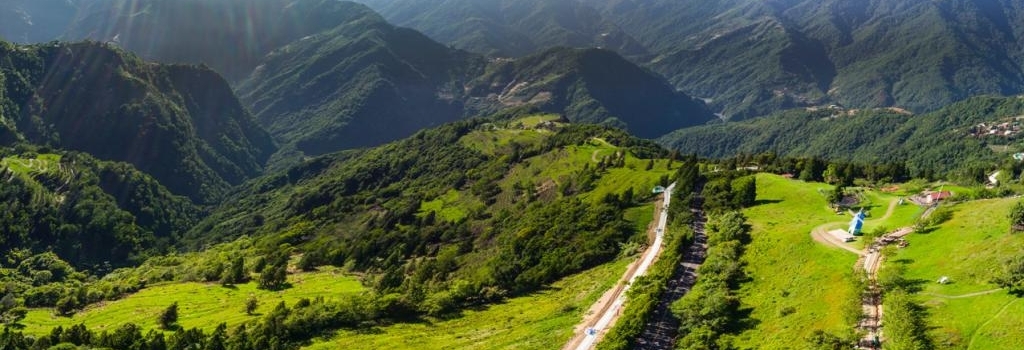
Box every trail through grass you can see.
[888,197,1024,348]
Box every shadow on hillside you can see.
[726,305,759,334]
[753,199,783,206]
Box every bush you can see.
[159,302,179,329]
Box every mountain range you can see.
[347,0,1024,120]
[0,41,274,203]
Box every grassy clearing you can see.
[889,197,1024,348]
[23,267,364,334]
[458,114,561,156]
[500,138,672,204]
[1,153,61,175]
[418,189,480,223]
[305,258,631,350]
[729,174,861,348]
[623,203,656,236]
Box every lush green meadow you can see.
[306,258,631,350]
[730,174,862,348]
[891,197,1024,348]
[23,267,364,334]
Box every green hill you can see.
[0,40,275,203]
[182,116,676,327]
[0,148,199,270]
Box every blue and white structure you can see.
[849,209,866,236]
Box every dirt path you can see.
[564,183,675,350]
[810,223,863,255]
[808,198,916,349]
[811,199,901,256]
[922,288,1003,299]
[967,299,1018,349]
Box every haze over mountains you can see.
[355,0,1024,120]
[4,0,1024,184]
[5,1,1024,349]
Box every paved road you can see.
[568,183,675,350]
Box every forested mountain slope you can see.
[0,41,275,203]
[352,0,648,58]
[465,47,714,138]
[0,148,200,270]
[659,96,1024,181]
[236,10,485,157]
[584,0,1024,119]
[238,8,713,159]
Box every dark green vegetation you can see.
[235,8,484,158]
[598,223,692,350]
[465,48,714,139]
[0,148,201,320]
[190,119,665,304]
[353,0,648,58]
[0,150,199,269]
[671,211,752,349]
[0,41,275,203]
[661,96,1024,181]
[239,9,713,159]
[585,0,1024,119]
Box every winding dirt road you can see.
[808,198,912,348]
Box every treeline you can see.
[598,184,698,350]
[0,293,399,350]
[599,159,761,349]
[876,259,933,349]
[671,211,751,349]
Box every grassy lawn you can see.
[888,197,1024,348]
[23,267,364,334]
[305,258,631,350]
[729,174,861,348]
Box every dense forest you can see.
[0,40,275,203]
[660,96,1024,182]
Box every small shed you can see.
[652,186,666,194]
[926,191,952,204]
